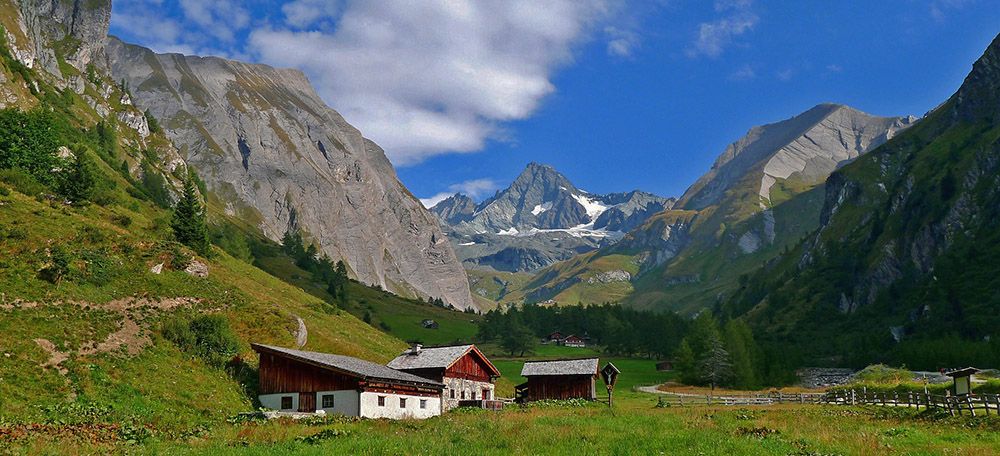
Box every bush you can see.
[163,315,240,366]
[39,246,72,284]
[0,168,47,196]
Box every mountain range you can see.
[508,104,917,310]
[429,162,674,272]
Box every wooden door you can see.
[299,392,316,413]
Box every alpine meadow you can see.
[2,1,1000,455]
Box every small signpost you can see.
[601,362,621,408]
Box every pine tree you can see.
[674,339,698,384]
[60,147,95,205]
[171,171,210,255]
[723,319,760,389]
[698,337,734,394]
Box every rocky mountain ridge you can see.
[517,104,915,312]
[104,37,473,309]
[430,162,673,272]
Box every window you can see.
[450,389,455,399]
[378,396,386,407]
[461,390,465,399]
[322,394,335,409]
[281,396,293,410]
[399,398,407,408]
[472,390,477,400]
[420,399,427,409]
[483,389,491,400]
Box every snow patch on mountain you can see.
[572,194,609,220]
[532,202,553,216]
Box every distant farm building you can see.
[543,332,564,344]
[252,344,443,419]
[388,344,502,411]
[421,319,439,329]
[562,335,586,348]
[516,358,599,402]
[655,360,673,371]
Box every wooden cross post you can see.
[600,362,621,409]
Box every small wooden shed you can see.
[945,367,979,396]
[516,358,599,402]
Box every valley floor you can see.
[6,391,1000,455]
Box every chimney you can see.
[409,343,422,355]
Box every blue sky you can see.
[110,1,1000,204]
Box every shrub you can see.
[110,213,133,227]
[0,185,8,196]
[0,168,47,196]
[39,246,72,284]
[163,315,240,366]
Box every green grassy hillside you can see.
[725,35,1000,369]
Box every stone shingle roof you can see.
[521,358,599,376]
[387,344,502,377]
[387,344,473,370]
[252,344,443,387]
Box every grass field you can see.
[8,390,1000,455]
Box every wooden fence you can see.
[653,392,826,407]
[823,389,1000,416]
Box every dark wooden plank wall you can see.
[444,353,494,382]
[258,352,359,394]
[526,375,595,401]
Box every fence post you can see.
[967,396,976,417]
[851,389,856,406]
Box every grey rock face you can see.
[679,104,915,210]
[105,38,473,310]
[434,163,674,272]
[15,0,111,76]
[430,194,476,225]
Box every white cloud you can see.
[728,64,756,81]
[178,0,250,42]
[248,0,618,165]
[605,26,639,58]
[283,0,343,29]
[420,178,501,208]
[688,0,758,58]
[775,68,795,81]
[930,0,973,22]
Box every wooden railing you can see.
[653,392,827,407]
[823,389,1000,416]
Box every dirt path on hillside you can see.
[22,297,202,376]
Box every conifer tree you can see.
[172,171,210,255]
[60,147,95,205]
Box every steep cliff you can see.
[104,38,473,310]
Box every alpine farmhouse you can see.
[252,344,444,419]
[388,344,501,411]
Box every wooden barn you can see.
[387,344,502,411]
[516,358,599,402]
[252,344,444,419]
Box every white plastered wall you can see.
[359,391,441,419]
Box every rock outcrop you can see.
[104,38,473,309]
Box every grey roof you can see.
[252,344,443,387]
[385,344,473,369]
[521,358,599,376]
